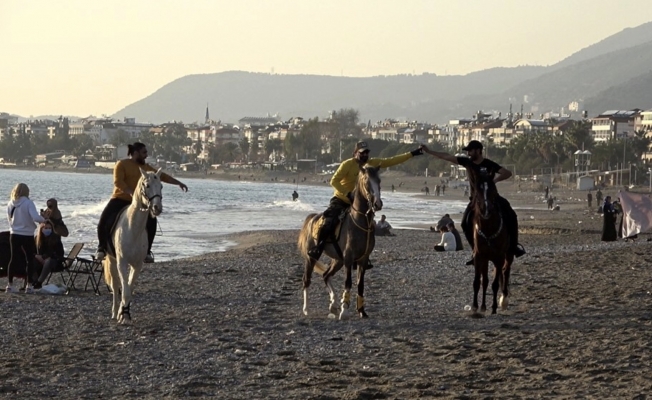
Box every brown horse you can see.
[469,171,513,314]
[298,166,382,319]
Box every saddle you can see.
[105,206,130,258]
[311,209,347,244]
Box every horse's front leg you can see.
[472,266,480,312]
[480,259,489,313]
[491,259,500,314]
[356,260,368,318]
[116,258,132,324]
[499,255,513,310]
[339,256,353,320]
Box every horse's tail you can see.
[297,213,318,259]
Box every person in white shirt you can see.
[434,225,457,252]
[6,183,46,293]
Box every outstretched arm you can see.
[422,145,459,164]
[495,167,512,183]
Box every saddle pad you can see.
[311,213,344,243]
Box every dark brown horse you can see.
[469,170,513,314]
[297,166,382,319]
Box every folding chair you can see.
[46,242,84,287]
[68,255,103,295]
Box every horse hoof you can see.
[359,310,368,318]
[328,313,337,319]
[303,309,308,316]
[499,295,509,310]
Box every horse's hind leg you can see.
[302,258,315,316]
[325,260,342,318]
[339,257,353,320]
[356,260,368,318]
[108,259,121,320]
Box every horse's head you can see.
[472,167,498,219]
[137,168,163,217]
[356,165,383,214]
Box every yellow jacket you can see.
[112,159,175,201]
[330,152,413,203]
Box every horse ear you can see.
[139,168,147,178]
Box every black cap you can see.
[355,141,370,153]
[462,140,483,151]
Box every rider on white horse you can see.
[94,142,188,263]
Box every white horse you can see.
[103,168,163,323]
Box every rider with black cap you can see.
[423,140,526,264]
[307,141,424,259]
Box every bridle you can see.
[136,176,162,216]
[475,181,504,242]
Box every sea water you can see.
[0,169,467,261]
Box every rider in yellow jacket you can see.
[307,141,423,259]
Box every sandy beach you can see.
[1,179,652,398]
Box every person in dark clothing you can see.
[601,196,618,242]
[423,140,525,264]
[448,222,464,251]
[33,220,65,289]
[587,191,593,209]
[292,190,299,201]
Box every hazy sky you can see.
[2,0,652,118]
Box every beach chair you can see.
[46,242,84,287]
[68,255,103,295]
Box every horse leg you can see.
[128,264,141,295]
[499,256,513,310]
[480,259,489,313]
[108,259,121,320]
[356,260,368,318]
[472,262,481,312]
[491,259,500,314]
[116,258,132,324]
[339,257,353,320]
[326,260,342,318]
[302,258,314,316]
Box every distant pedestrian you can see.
[596,189,603,205]
[601,196,617,242]
[544,186,549,200]
[391,184,395,192]
[424,186,430,196]
[587,191,593,209]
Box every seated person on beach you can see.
[33,220,65,289]
[42,198,69,237]
[447,222,464,251]
[375,215,393,236]
[431,213,453,231]
[434,225,456,252]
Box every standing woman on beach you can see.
[6,183,46,293]
[601,196,618,242]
